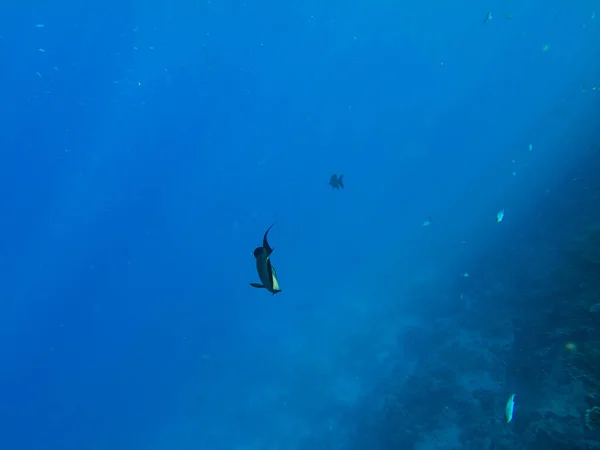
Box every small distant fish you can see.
[250,223,282,295]
[329,174,344,190]
[496,209,505,223]
[484,12,492,23]
[505,394,516,423]
[589,303,600,313]
[528,143,533,151]
[422,216,433,227]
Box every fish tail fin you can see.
[272,289,282,295]
[338,174,344,189]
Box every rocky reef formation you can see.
[332,215,600,449]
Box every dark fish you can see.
[250,223,282,295]
[329,174,344,190]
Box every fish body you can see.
[250,223,282,295]
[484,12,492,23]
[505,394,516,423]
[422,216,433,227]
[496,209,505,223]
[329,174,344,190]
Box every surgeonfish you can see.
[250,223,282,295]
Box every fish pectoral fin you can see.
[250,283,265,288]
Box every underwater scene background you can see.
[0,0,599,449]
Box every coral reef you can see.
[332,213,600,450]
[567,225,600,268]
[585,406,600,431]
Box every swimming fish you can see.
[250,223,282,295]
[329,174,344,190]
[496,209,505,223]
[505,393,516,423]
[422,216,433,227]
[484,12,492,23]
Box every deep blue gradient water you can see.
[0,0,599,449]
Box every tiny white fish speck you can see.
[496,209,505,223]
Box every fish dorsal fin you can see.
[263,222,276,255]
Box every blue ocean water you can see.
[0,0,599,449]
